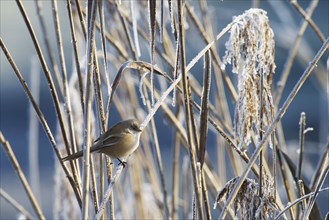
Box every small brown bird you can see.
[62,119,142,166]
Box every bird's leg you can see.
[117,158,127,168]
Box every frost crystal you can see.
[224,9,276,149]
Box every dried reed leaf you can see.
[199,51,212,167]
[279,149,322,219]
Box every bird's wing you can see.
[91,132,124,151]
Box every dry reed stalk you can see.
[275,187,329,220]
[290,0,326,43]
[0,132,45,220]
[81,1,98,218]
[34,0,64,98]
[66,0,85,112]
[0,188,34,220]
[130,155,146,219]
[274,0,319,106]
[172,125,182,219]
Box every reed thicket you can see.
[1,1,328,219]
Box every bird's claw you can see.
[117,158,127,168]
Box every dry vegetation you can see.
[1,0,328,219]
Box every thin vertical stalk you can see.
[90,154,99,213]
[0,132,45,220]
[188,84,201,220]
[81,0,98,218]
[74,0,87,39]
[177,1,204,219]
[272,131,277,206]
[91,38,104,216]
[106,156,114,219]
[171,129,181,220]
[182,157,191,219]
[34,0,64,99]
[296,112,306,180]
[258,70,264,219]
[148,0,156,106]
[159,0,164,42]
[91,2,109,215]
[276,144,295,219]
[200,170,211,220]
[66,0,85,112]
[296,180,307,219]
[98,0,110,94]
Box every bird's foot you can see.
[117,158,127,168]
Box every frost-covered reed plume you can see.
[214,176,276,220]
[223,8,276,149]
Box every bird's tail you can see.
[62,150,83,161]
[62,144,101,161]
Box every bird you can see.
[62,119,142,167]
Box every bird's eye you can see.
[132,122,141,131]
